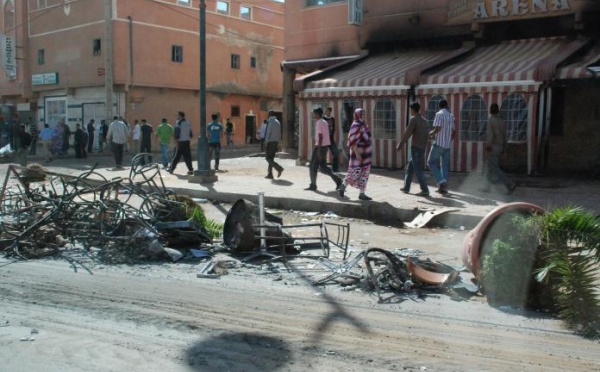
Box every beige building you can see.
[0,0,284,147]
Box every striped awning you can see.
[417,37,588,95]
[300,48,464,99]
[556,43,600,80]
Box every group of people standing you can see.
[104,111,229,173]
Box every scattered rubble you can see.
[0,157,211,264]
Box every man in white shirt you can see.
[131,119,141,156]
[306,107,342,191]
[107,116,131,170]
[428,100,455,194]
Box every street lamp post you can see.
[191,0,216,183]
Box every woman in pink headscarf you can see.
[339,108,372,200]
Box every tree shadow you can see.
[185,332,292,372]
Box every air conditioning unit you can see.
[348,0,363,26]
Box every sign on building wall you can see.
[349,0,363,25]
[447,0,574,25]
[32,72,59,86]
[0,34,17,79]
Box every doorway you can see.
[245,115,256,144]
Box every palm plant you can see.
[532,207,600,336]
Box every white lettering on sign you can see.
[474,0,571,19]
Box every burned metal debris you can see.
[0,155,210,263]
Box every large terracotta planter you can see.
[462,202,545,277]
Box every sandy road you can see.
[1,257,598,372]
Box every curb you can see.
[169,186,485,229]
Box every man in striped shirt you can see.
[428,100,455,194]
[107,115,130,170]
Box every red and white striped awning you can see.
[416,37,584,95]
[556,43,600,80]
[300,49,459,99]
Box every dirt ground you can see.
[1,203,599,372]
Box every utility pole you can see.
[104,0,114,121]
[190,0,216,183]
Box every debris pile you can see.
[0,158,211,263]
[313,246,464,301]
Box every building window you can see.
[373,99,396,140]
[172,45,183,63]
[240,6,252,20]
[37,49,45,65]
[501,93,528,143]
[461,95,487,141]
[37,0,47,9]
[250,57,257,68]
[425,95,445,131]
[231,54,240,69]
[216,1,229,14]
[231,106,240,117]
[93,39,101,56]
[177,0,190,5]
[305,0,346,7]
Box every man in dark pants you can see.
[397,102,430,197]
[306,107,343,191]
[324,107,339,172]
[107,116,130,170]
[87,119,95,153]
[264,110,284,179]
[206,113,223,171]
[484,103,517,194]
[74,124,84,158]
[168,111,194,175]
[99,120,108,152]
[139,119,153,165]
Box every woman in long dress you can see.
[338,108,372,201]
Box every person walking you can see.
[107,116,130,170]
[74,123,85,158]
[87,119,95,153]
[14,124,32,167]
[427,99,455,194]
[324,107,339,172]
[397,102,430,197]
[257,120,267,151]
[168,111,194,175]
[139,119,153,165]
[306,107,343,192]
[131,119,141,156]
[155,118,174,168]
[264,110,284,179]
[28,121,38,156]
[484,103,517,194]
[225,118,234,146]
[99,120,108,152]
[338,108,372,200]
[61,121,71,156]
[38,123,54,163]
[207,114,223,171]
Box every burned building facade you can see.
[284,0,600,175]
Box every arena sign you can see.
[448,0,575,24]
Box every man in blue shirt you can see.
[206,113,223,171]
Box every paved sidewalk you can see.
[8,148,600,228]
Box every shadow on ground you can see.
[185,332,292,372]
